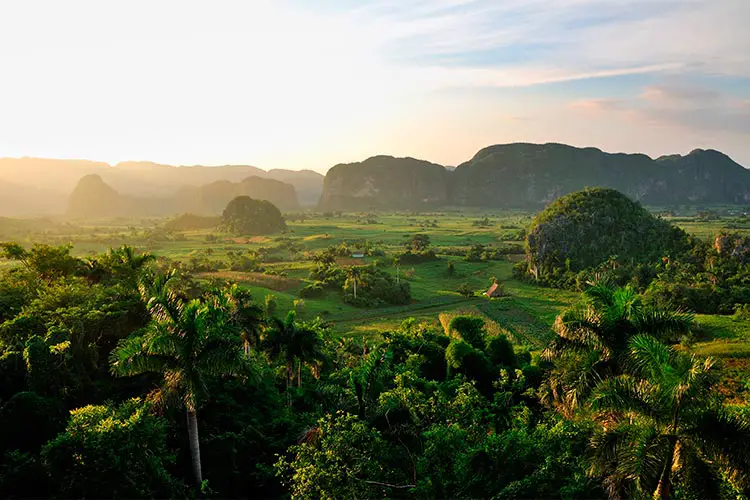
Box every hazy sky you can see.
[0,0,748,171]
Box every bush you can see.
[398,250,438,264]
[457,283,474,298]
[299,282,325,299]
[41,399,180,499]
[485,335,516,367]
[448,316,486,349]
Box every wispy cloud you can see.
[568,98,625,112]
[640,85,720,102]
[342,0,750,89]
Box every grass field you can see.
[2,208,749,403]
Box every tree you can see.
[406,234,431,253]
[110,274,245,486]
[588,335,750,499]
[222,196,286,235]
[224,285,265,357]
[263,311,325,391]
[275,412,402,499]
[347,266,362,300]
[41,399,180,498]
[0,243,81,281]
[447,316,486,349]
[541,280,694,415]
[457,282,474,298]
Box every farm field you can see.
[3,208,749,403]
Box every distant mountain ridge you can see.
[320,155,449,210]
[67,174,300,219]
[0,158,324,216]
[2,143,748,216]
[319,143,750,210]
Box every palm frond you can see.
[689,407,750,490]
[590,375,660,421]
[626,335,673,380]
[633,307,695,341]
[588,421,663,498]
[109,336,173,376]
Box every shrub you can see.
[299,282,325,299]
[485,335,516,367]
[448,316,486,349]
[457,283,474,298]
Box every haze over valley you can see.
[1,2,750,499]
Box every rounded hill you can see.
[523,188,689,280]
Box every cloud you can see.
[640,85,720,102]
[636,106,750,134]
[349,0,750,88]
[569,98,625,112]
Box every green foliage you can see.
[222,196,286,235]
[343,265,411,307]
[275,411,403,499]
[23,336,57,396]
[447,315,486,349]
[523,188,689,284]
[588,335,750,498]
[485,334,516,368]
[456,282,474,297]
[542,280,695,415]
[41,399,181,498]
[265,294,278,318]
[0,392,64,453]
[299,281,325,298]
[406,234,431,253]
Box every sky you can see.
[0,0,748,172]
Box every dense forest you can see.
[1,189,749,498]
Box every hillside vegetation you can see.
[522,188,689,281]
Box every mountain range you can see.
[319,143,750,210]
[0,158,324,216]
[1,143,748,218]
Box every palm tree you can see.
[347,266,362,300]
[109,245,155,271]
[110,273,244,486]
[263,311,325,390]
[541,280,694,415]
[223,284,265,357]
[588,335,750,499]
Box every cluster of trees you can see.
[308,251,411,307]
[399,234,439,264]
[0,241,747,499]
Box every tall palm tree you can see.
[110,273,244,486]
[347,266,362,300]
[263,311,325,390]
[541,280,694,415]
[588,335,750,499]
[223,284,265,357]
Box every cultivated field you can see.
[3,208,749,403]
